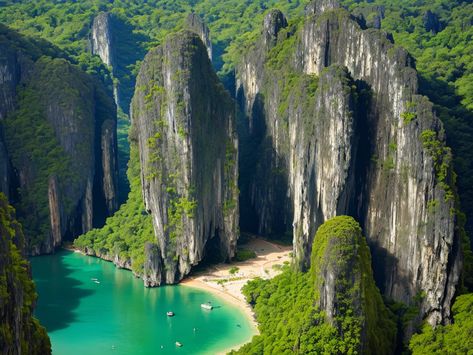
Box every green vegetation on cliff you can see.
[340,0,473,253]
[233,216,396,354]
[0,0,306,78]
[0,193,51,354]
[74,145,154,274]
[4,0,473,249]
[4,56,80,249]
[409,293,473,354]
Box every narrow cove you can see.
[31,250,255,354]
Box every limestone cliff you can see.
[91,13,117,101]
[91,13,114,68]
[0,26,118,254]
[311,216,396,355]
[186,13,213,61]
[0,193,51,354]
[132,31,238,285]
[237,3,460,325]
[90,12,145,114]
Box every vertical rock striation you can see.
[132,31,238,285]
[91,12,114,68]
[91,12,117,101]
[0,25,118,254]
[186,13,213,61]
[90,12,145,114]
[237,2,460,325]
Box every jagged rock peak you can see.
[262,9,288,48]
[310,216,397,354]
[132,31,239,286]
[186,13,213,61]
[236,4,460,327]
[305,0,340,16]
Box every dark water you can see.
[31,250,255,355]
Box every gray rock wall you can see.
[132,31,238,285]
[236,3,460,325]
[0,27,119,254]
[186,13,213,61]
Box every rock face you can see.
[186,13,213,61]
[0,193,51,354]
[132,31,238,285]
[0,25,118,254]
[237,2,460,325]
[311,216,396,354]
[91,13,117,101]
[91,12,145,114]
[91,13,114,68]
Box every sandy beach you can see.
[181,237,292,353]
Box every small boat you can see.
[93,280,100,284]
[175,341,183,347]
[91,278,98,281]
[166,311,174,317]
[201,303,213,310]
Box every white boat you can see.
[175,341,183,347]
[93,280,100,284]
[166,311,174,317]
[201,303,213,310]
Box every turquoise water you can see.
[31,250,254,355]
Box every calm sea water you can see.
[31,250,255,355]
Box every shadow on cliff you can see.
[111,15,149,115]
[31,250,94,332]
[418,73,473,248]
[236,89,292,239]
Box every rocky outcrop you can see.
[186,13,213,61]
[91,13,117,101]
[91,13,114,67]
[311,216,396,354]
[0,193,51,354]
[100,118,119,213]
[0,26,118,254]
[237,2,460,325]
[132,31,238,285]
[90,12,144,114]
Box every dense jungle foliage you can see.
[0,193,51,353]
[232,216,396,354]
[2,0,473,352]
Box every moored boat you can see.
[200,303,213,310]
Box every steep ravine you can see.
[237,3,460,325]
[0,25,118,254]
[131,31,238,285]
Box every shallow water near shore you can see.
[31,250,254,355]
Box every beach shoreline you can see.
[180,279,257,354]
[64,238,291,353]
[180,237,292,354]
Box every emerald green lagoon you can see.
[31,250,255,355]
